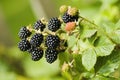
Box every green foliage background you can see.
[0,0,120,80]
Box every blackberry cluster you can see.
[45,34,60,49]
[34,20,45,31]
[18,26,31,39]
[45,48,58,63]
[30,33,43,47]
[48,17,61,32]
[62,12,78,23]
[18,6,78,64]
[18,27,44,61]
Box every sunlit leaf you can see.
[95,50,120,77]
[81,29,97,38]
[82,48,97,71]
[92,75,116,80]
[67,35,77,48]
[94,36,115,56]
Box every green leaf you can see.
[73,54,85,72]
[82,48,97,71]
[94,36,115,56]
[82,72,95,79]
[108,20,120,44]
[81,29,97,38]
[88,31,98,44]
[92,75,117,80]
[59,52,70,66]
[79,20,97,39]
[108,30,120,44]
[100,20,120,44]
[68,35,77,48]
[78,39,91,52]
[115,19,120,29]
[95,50,120,77]
[101,21,115,33]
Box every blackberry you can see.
[45,48,58,63]
[34,20,45,31]
[18,39,31,51]
[31,48,43,61]
[62,12,78,23]
[48,17,61,32]
[30,33,43,47]
[45,34,60,49]
[18,26,31,39]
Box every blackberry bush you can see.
[30,33,43,47]
[45,48,58,63]
[18,26,31,39]
[48,17,61,32]
[45,34,60,49]
[17,5,120,80]
[62,12,78,23]
[18,39,31,51]
[31,48,43,61]
[34,20,45,31]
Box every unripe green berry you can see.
[59,5,68,13]
[68,7,78,16]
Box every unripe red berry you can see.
[65,22,76,31]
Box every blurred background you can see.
[0,0,120,80]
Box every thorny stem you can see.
[79,16,118,44]
[79,16,98,28]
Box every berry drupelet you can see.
[48,17,61,32]
[30,33,43,47]
[34,20,46,31]
[45,34,60,49]
[18,39,31,51]
[31,48,43,61]
[18,26,31,39]
[45,48,58,63]
[62,12,78,23]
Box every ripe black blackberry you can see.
[30,33,43,47]
[45,48,58,63]
[31,48,43,61]
[34,20,45,31]
[48,17,61,32]
[62,12,78,23]
[45,34,60,49]
[18,39,31,51]
[18,26,31,39]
